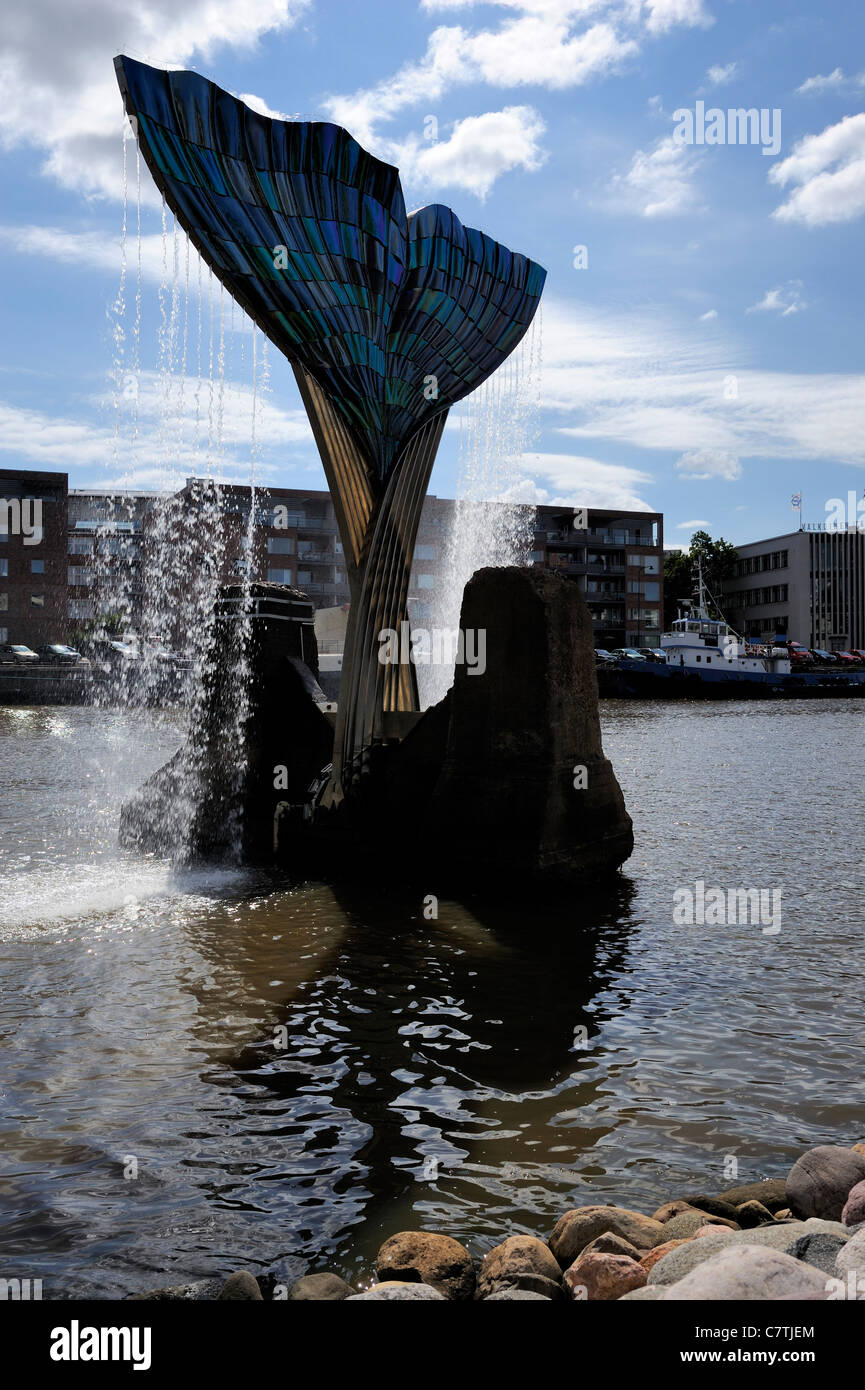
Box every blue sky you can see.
[0,0,863,548]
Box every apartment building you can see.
[0,468,68,648]
[532,506,664,648]
[0,469,665,655]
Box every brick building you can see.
[0,469,68,648]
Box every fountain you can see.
[114,54,633,885]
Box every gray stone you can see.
[482,1273,563,1301]
[648,1220,850,1286]
[483,1289,551,1300]
[346,1282,448,1301]
[786,1145,865,1222]
[287,1272,355,1301]
[618,1285,667,1300]
[648,1232,734,1285]
[127,1278,223,1301]
[835,1227,865,1278]
[788,1233,847,1276]
[662,1211,734,1241]
[218,1271,263,1301]
[664,1246,830,1301]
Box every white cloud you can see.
[0,371,315,487]
[394,106,546,199]
[769,114,865,226]
[608,135,701,217]
[322,0,718,192]
[746,282,806,317]
[0,0,309,201]
[538,297,865,468]
[0,224,191,287]
[796,68,865,95]
[643,0,714,36]
[705,61,738,86]
[675,448,741,480]
[325,16,637,153]
[521,451,655,510]
[698,309,718,321]
[677,518,710,527]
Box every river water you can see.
[1,701,863,1297]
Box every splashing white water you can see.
[419,312,543,707]
[97,124,269,861]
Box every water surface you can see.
[1,701,863,1296]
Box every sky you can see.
[0,0,864,548]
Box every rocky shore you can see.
[128,1142,865,1302]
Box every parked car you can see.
[811,648,838,664]
[609,647,647,662]
[0,643,39,663]
[37,644,84,665]
[594,648,615,664]
[852,650,865,662]
[788,644,814,665]
[92,639,139,662]
[638,648,666,662]
[833,651,863,665]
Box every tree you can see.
[663,532,739,628]
[663,548,693,629]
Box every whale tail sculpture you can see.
[115,56,545,802]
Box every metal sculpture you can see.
[115,56,545,801]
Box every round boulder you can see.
[549,1206,665,1268]
[218,1271,263,1301]
[375,1231,475,1301]
[477,1235,560,1300]
[640,1239,691,1274]
[347,1282,447,1301]
[664,1245,829,1301]
[786,1146,865,1221]
[563,1252,647,1301]
[842,1179,865,1228]
[287,1273,355,1301]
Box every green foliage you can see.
[663,532,739,627]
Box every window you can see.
[417,574,435,589]
[643,581,660,601]
[267,567,293,584]
[414,544,435,560]
[68,599,95,619]
[0,628,6,643]
[0,558,7,577]
[69,537,92,555]
[30,594,45,608]
[267,537,294,555]
[0,593,7,611]
[31,559,45,574]
[68,568,93,586]
[696,654,701,662]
